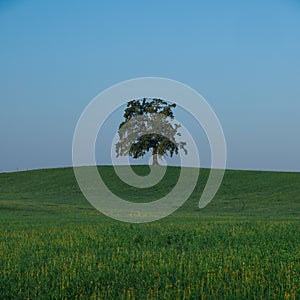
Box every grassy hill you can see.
[0,166,299,299]
[0,165,299,221]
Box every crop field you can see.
[0,166,299,299]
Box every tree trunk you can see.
[152,153,159,165]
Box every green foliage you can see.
[115,98,187,165]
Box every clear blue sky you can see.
[1,0,300,172]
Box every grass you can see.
[0,166,299,299]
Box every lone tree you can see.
[115,98,187,165]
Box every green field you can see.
[0,166,299,299]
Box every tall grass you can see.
[0,166,299,299]
[0,221,299,299]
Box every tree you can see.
[115,98,187,165]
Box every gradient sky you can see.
[1,0,300,172]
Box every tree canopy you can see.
[115,98,187,165]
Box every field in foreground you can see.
[0,166,299,299]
